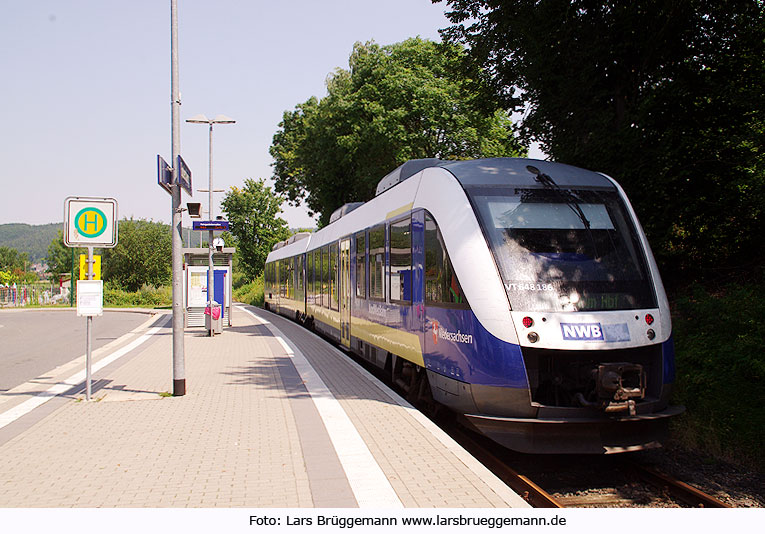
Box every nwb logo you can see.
[561,323,604,341]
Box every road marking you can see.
[0,317,169,431]
[240,306,403,509]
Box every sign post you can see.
[64,197,118,401]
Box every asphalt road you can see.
[0,309,152,393]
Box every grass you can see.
[103,284,172,307]
[232,275,264,307]
[670,282,765,469]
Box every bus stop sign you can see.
[64,197,118,248]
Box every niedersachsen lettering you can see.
[437,325,473,345]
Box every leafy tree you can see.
[0,246,27,271]
[101,219,172,291]
[270,37,525,226]
[221,179,290,279]
[0,246,33,284]
[46,230,82,280]
[437,0,765,283]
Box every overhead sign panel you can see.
[157,155,172,195]
[177,155,192,196]
[64,197,118,248]
[193,220,230,231]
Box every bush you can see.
[232,275,264,307]
[232,271,250,290]
[671,282,765,468]
[103,283,172,307]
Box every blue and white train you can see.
[264,158,683,454]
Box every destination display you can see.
[192,220,230,231]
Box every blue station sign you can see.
[193,220,230,231]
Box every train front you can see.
[433,159,684,454]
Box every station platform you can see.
[0,304,528,508]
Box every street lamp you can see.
[186,113,235,336]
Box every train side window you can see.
[307,252,314,305]
[296,254,304,303]
[289,257,294,300]
[288,257,295,299]
[389,216,412,304]
[330,242,339,311]
[284,258,289,298]
[320,246,328,308]
[355,231,366,299]
[312,249,319,307]
[424,213,468,308]
[277,260,283,297]
[368,225,385,300]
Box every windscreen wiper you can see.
[526,165,591,230]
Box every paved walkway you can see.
[0,305,527,508]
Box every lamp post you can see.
[186,114,235,336]
[170,0,185,395]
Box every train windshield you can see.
[468,186,657,312]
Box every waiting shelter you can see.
[183,247,235,328]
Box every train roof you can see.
[374,157,616,196]
[440,158,616,189]
[267,158,619,262]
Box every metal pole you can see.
[208,123,215,336]
[85,246,93,401]
[171,0,186,396]
[70,247,74,307]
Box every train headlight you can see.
[646,329,656,340]
[527,332,539,343]
[522,316,534,328]
[645,313,655,325]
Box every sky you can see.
[0,1,537,230]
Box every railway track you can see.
[447,424,730,508]
[344,343,734,509]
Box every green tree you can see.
[221,179,290,279]
[45,231,82,281]
[0,246,32,284]
[270,37,525,226]
[437,0,765,283]
[0,246,27,271]
[101,219,172,291]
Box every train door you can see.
[340,238,351,347]
[412,210,426,349]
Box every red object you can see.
[522,316,534,328]
[645,313,654,325]
[204,306,222,320]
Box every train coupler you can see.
[597,362,645,415]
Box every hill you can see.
[0,223,61,263]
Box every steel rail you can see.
[449,427,562,508]
[628,462,731,508]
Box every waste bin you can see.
[204,301,222,335]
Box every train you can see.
[264,158,684,454]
